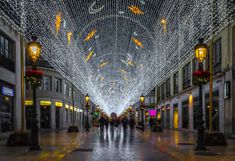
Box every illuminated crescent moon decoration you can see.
[89,1,105,14]
[121,53,132,65]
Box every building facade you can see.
[155,18,235,138]
[25,62,85,130]
[0,17,22,134]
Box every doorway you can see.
[55,106,60,129]
[173,104,178,129]
[40,106,51,129]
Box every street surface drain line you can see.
[194,151,219,156]
[72,148,94,152]
[177,143,195,145]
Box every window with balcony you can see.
[173,72,179,94]
[64,83,69,96]
[161,83,165,100]
[213,38,222,74]
[0,32,15,72]
[41,76,51,91]
[182,63,191,89]
[54,78,62,93]
[166,78,171,98]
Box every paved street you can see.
[1,128,235,161]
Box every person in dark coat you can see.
[129,117,135,133]
[99,115,106,132]
[122,116,128,131]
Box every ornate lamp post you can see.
[27,36,42,150]
[85,94,90,132]
[194,38,207,151]
[140,94,145,131]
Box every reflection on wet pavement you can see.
[62,128,178,161]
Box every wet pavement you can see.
[62,128,179,161]
[0,128,235,161]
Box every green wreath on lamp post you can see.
[192,70,210,86]
[25,69,43,88]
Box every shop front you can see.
[25,100,33,129]
[55,101,63,129]
[40,101,51,129]
[0,82,14,132]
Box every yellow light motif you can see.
[100,76,105,81]
[25,100,33,106]
[84,29,97,41]
[128,5,144,15]
[131,37,144,48]
[99,61,109,68]
[118,68,127,74]
[70,106,73,110]
[128,60,135,66]
[161,18,167,32]
[40,101,51,106]
[123,76,128,81]
[67,32,72,45]
[86,50,94,62]
[65,104,69,109]
[55,101,63,107]
[55,12,61,34]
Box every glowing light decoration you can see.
[99,61,109,68]
[67,32,72,45]
[161,18,167,32]
[84,29,97,41]
[1,0,233,115]
[55,11,61,34]
[128,5,144,15]
[86,50,94,62]
[131,37,144,48]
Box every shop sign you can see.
[1,86,14,97]
[224,81,230,99]
[55,101,63,107]
[40,100,51,106]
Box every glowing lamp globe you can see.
[140,94,145,104]
[194,38,207,63]
[27,39,42,64]
[85,94,90,104]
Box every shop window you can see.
[182,100,189,129]
[182,63,191,90]
[173,104,178,129]
[54,78,62,93]
[166,105,170,128]
[173,72,179,94]
[166,78,171,98]
[213,38,222,75]
[204,91,219,131]
[193,97,199,129]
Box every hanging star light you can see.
[84,29,97,41]
[86,50,94,62]
[128,60,135,67]
[161,18,167,32]
[55,11,62,34]
[99,61,109,68]
[128,5,144,15]
[67,32,72,45]
[131,37,144,48]
[2,0,233,116]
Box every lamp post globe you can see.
[27,36,41,151]
[194,38,207,151]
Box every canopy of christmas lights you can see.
[0,0,234,114]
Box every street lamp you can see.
[140,94,145,131]
[27,36,41,150]
[194,38,207,151]
[85,94,90,132]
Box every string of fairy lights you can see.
[0,0,234,114]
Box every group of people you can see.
[99,115,136,133]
